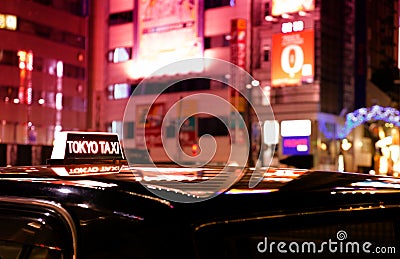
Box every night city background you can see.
[0,0,399,177]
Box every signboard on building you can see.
[281,120,311,155]
[137,0,203,77]
[271,29,314,87]
[230,18,247,70]
[271,0,315,16]
[282,136,310,155]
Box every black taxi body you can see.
[0,132,400,258]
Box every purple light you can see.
[338,105,400,139]
[320,105,400,140]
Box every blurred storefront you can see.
[0,143,52,167]
[316,105,400,177]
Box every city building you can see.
[90,0,399,173]
[252,0,399,174]
[0,0,89,165]
[89,0,258,165]
[0,0,89,146]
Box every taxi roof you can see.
[1,131,400,203]
[1,163,400,195]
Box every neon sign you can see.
[319,105,400,140]
[337,105,400,139]
[282,136,310,155]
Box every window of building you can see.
[109,10,133,26]
[63,96,86,112]
[1,84,86,111]
[114,83,131,99]
[18,19,86,49]
[67,0,87,16]
[263,45,270,62]
[130,78,212,96]
[163,78,211,93]
[33,0,52,6]
[107,83,133,100]
[205,0,234,10]
[0,49,18,66]
[63,32,85,49]
[32,0,87,17]
[204,37,211,49]
[107,47,132,63]
[0,49,85,80]
[264,2,270,17]
[63,63,85,80]
[33,56,44,72]
[204,35,230,49]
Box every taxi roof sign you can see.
[49,131,125,164]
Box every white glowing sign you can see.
[137,0,203,77]
[281,120,311,137]
[281,21,304,33]
[272,0,315,16]
[51,131,124,160]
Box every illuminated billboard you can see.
[272,0,315,16]
[282,136,310,155]
[271,29,314,87]
[137,0,203,76]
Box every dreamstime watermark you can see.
[122,58,276,203]
[257,230,397,255]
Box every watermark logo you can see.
[336,230,347,241]
[257,230,397,255]
[122,58,276,203]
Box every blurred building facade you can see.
[253,0,400,173]
[91,0,400,172]
[0,0,89,146]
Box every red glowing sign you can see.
[271,29,314,87]
[230,18,247,69]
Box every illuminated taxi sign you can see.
[51,131,124,161]
[66,140,120,155]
